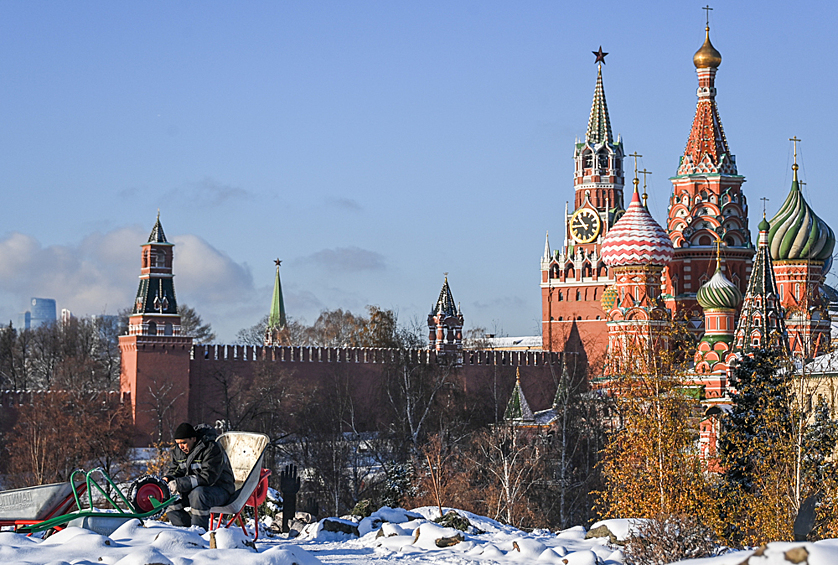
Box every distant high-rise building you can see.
[30,298,57,328]
[18,298,57,329]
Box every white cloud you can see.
[0,229,263,341]
[0,228,142,319]
[299,246,387,272]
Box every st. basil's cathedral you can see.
[539,21,836,393]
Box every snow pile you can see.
[5,505,838,564]
[670,540,838,564]
[293,505,625,564]
[0,519,322,565]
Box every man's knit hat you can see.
[174,422,196,440]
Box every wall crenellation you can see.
[190,344,562,367]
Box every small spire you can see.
[147,212,168,243]
[504,368,535,422]
[434,275,458,317]
[715,236,722,271]
[639,168,651,208]
[628,152,642,194]
[790,136,801,184]
[543,231,551,261]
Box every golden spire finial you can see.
[628,152,642,193]
[789,136,801,182]
[516,367,521,383]
[715,236,722,271]
[761,197,769,218]
[694,6,722,69]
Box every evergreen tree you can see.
[803,395,838,485]
[719,348,792,493]
[716,348,838,545]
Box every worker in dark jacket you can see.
[163,422,236,530]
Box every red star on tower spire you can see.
[592,46,608,64]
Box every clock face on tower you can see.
[570,208,602,244]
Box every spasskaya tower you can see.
[541,47,625,363]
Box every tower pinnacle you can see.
[264,259,288,346]
[586,57,613,146]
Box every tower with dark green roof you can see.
[119,213,193,445]
[428,275,464,365]
[264,259,288,346]
[128,213,181,336]
[768,146,834,359]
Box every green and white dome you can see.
[697,267,742,310]
[768,173,835,272]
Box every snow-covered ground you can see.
[1,505,838,564]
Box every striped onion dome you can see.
[601,188,674,267]
[600,285,618,311]
[696,267,742,310]
[768,172,835,272]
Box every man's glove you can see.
[168,480,178,496]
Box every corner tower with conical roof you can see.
[428,275,464,365]
[542,48,624,361]
[768,142,835,359]
[663,19,753,331]
[119,213,193,445]
[264,259,288,346]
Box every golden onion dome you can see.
[693,26,722,69]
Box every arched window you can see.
[576,290,581,301]
[164,323,173,336]
[698,235,712,246]
[147,321,157,336]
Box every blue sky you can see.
[1,1,837,341]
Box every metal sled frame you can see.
[14,468,176,534]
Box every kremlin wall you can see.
[3,21,833,448]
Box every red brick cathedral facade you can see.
[541,22,834,376]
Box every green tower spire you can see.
[268,259,287,330]
[504,368,535,422]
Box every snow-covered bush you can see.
[623,514,716,565]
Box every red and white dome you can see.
[601,189,674,267]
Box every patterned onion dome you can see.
[600,285,618,311]
[768,175,835,271]
[696,267,742,310]
[601,189,674,267]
